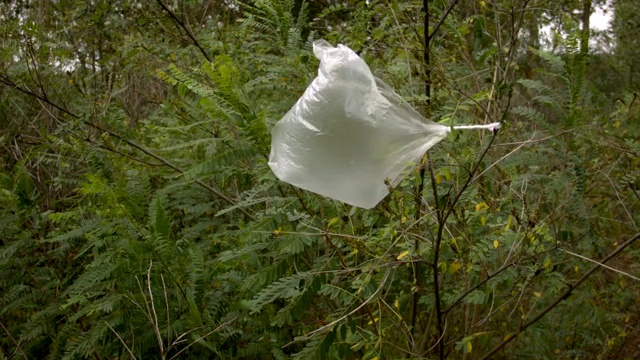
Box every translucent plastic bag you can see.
[269,40,499,209]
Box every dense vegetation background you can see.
[1,0,639,359]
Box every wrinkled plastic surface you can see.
[268,40,450,209]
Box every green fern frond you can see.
[68,294,124,322]
[292,328,337,360]
[179,144,255,182]
[64,253,118,297]
[249,272,309,313]
[241,256,292,291]
[240,0,307,50]
[217,242,269,262]
[271,274,324,326]
[278,234,315,255]
[44,218,101,245]
[318,283,358,307]
[0,284,31,316]
[530,48,567,76]
[61,320,111,359]
[518,79,552,94]
[511,106,546,123]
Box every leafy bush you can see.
[1,0,638,359]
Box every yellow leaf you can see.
[493,240,499,249]
[481,216,486,226]
[436,174,442,184]
[444,168,451,180]
[504,215,513,231]
[543,258,552,268]
[466,341,473,353]
[397,250,410,260]
[575,266,580,272]
[327,217,340,228]
[450,261,462,273]
[534,291,542,298]
[394,299,400,309]
[475,202,489,211]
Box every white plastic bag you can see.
[268,40,499,209]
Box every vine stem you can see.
[479,231,640,359]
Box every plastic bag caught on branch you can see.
[269,40,500,209]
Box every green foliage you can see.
[1,0,639,359]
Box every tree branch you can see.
[0,321,28,360]
[429,0,460,46]
[155,0,212,62]
[0,78,253,219]
[479,231,640,360]
[411,1,461,355]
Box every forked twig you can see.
[168,318,237,360]
[155,0,211,62]
[0,320,28,360]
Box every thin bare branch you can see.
[480,231,640,359]
[559,248,640,281]
[284,268,392,346]
[0,78,254,219]
[147,261,165,358]
[429,0,460,46]
[161,274,171,346]
[0,320,28,360]
[471,132,535,182]
[106,321,138,360]
[168,318,237,360]
[155,0,211,62]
